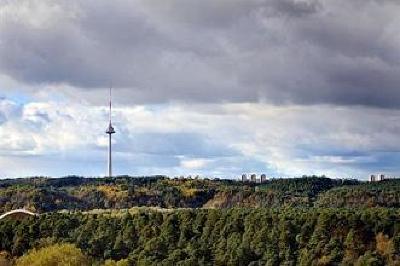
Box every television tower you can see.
[106,87,116,177]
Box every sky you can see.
[1,0,400,179]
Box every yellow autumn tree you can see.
[16,244,90,266]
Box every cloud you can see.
[1,97,400,178]
[180,158,210,170]
[1,1,399,178]
[0,0,399,107]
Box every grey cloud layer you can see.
[1,0,400,106]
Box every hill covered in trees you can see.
[2,175,400,213]
[3,176,400,265]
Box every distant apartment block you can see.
[370,174,390,182]
[370,175,376,182]
[241,173,268,183]
[261,174,267,183]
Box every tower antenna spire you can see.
[106,87,116,178]
[109,87,112,123]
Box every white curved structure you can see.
[0,209,37,220]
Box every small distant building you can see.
[241,174,247,182]
[261,174,267,183]
[250,174,257,183]
[370,174,388,182]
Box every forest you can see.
[1,208,400,265]
[1,176,400,265]
[2,175,400,213]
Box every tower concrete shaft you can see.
[107,130,113,177]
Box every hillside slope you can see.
[2,176,400,211]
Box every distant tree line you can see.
[3,176,400,212]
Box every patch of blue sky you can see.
[1,91,32,104]
[142,103,172,112]
[293,144,371,162]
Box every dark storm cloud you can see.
[270,0,321,17]
[0,0,400,107]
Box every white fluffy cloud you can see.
[1,97,400,178]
